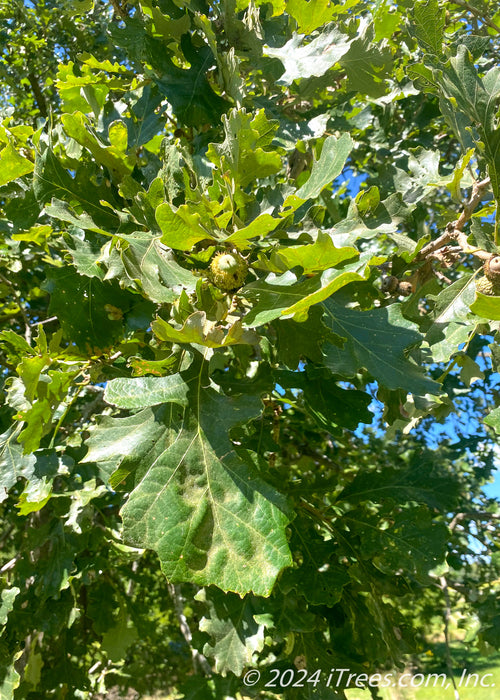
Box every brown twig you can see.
[418,177,492,262]
[451,0,500,34]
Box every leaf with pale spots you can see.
[83,355,292,595]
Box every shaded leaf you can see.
[198,590,265,676]
[322,300,440,395]
[43,267,130,352]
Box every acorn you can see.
[381,275,399,293]
[397,281,413,296]
[475,276,500,296]
[209,252,248,291]
[484,255,500,282]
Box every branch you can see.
[451,0,500,34]
[449,510,500,531]
[109,0,129,18]
[27,72,47,118]
[418,177,492,262]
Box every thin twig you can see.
[30,316,57,327]
[451,0,500,34]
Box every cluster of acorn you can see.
[381,275,413,296]
[476,255,500,296]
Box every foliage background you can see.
[0,0,500,698]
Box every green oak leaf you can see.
[470,292,500,321]
[156,202,216,250]
[295,134,354,201]
[339,21,392,97]
[198,589,265,676]
[0,425,36,504]
[341,505,448,582]
[273,233,358,274]
[104,374,189,410]
[0,651,21,700]
[485,405,500,433]
[126,83,168,149]
[61,111,134,178]
[141,0,191,41]
[155,33,231,126]
[322,300,440,395]
[0,142,34,186]
[31,519,77,600]
[0,330,35,365]
[33,146,121,233]
[18,369,78,453]
[66,231,106,279]
[152,312,259,348]
[55,60,113,114]
[274,305,334,368]
[225,213,281,249]
[111,231,198,302]
[206,109,281,189]
[264,25,353,85]
[243,253,378,326]
[425,274,479,361]
[276,368,373,432]
[280,518,350,606]
[436,48,500,206]
[285,0,335,34]
[337,458,461,512]
[83,357,293,595]
[410,0,445,55]
[0,588,20,627]
[44,197,114,236]
[101,607,138,663]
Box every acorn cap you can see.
[484,255,500,282]
[209,252,248,291]
[476,275,500,296]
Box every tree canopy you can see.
[0,0,499,697]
